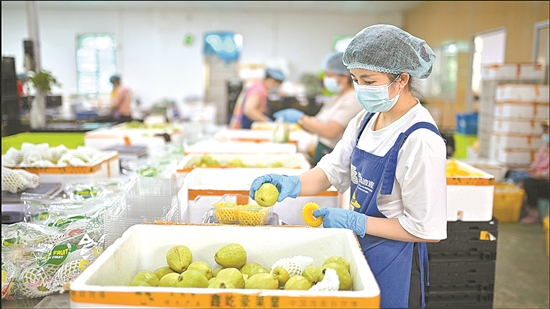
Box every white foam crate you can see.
[493,118,546,134]
[9,151,120,183]
[495,84,550,102]
[446,160,495,221]
[85,127,182,155]
[181,168,339,225]
[491,132,543,150]
[70,224,380,308]
[213,128,301,143]
[491,147,537,166]
[184,141,297,155]
[494,102,550,119]
[213,128,316,154]
[481,63,545,81]
[461,158,507,183]
[177,153,311,178]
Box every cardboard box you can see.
[495,84,550,103]
[70,224,380,308]
[183,141,297,155]
[177,153,311,177]
[9,151,120,183]
[181,168,339,225]
[447,160,495,221]
[494,102,550,120]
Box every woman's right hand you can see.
[249,174,302,202]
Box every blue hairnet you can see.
[265,68,285,82]
[343,24,436,79]
[321,52,349,75]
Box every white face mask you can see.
[323,76,342,93]
[543,133,549,144]
[354,75,402,112]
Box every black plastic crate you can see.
[427,238,497,253]
[427,282,494,295]
[429,270,496,285]
[429,250,497,262]
[1,57,16,76]
[446,218,499,238]
[426,291,493,306]
[2,76,18,97]
[429,260,496,274]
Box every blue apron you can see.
[350,112,442,308]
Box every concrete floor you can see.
[493,222,549,308]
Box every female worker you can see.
[273,52,362,165]
[228,68,285,129]
[249,24,447,308]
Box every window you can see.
[419,42,464,101]
[76,34,116,94]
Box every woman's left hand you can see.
[313,208,368,237]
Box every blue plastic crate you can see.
[456,113,478,135]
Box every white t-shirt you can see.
[317,103,447,240]
[315,91,363,149]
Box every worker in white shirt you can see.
[250,24,447,309]
[273,52,362,165]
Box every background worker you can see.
[518,121,550,224]
[228,68,285,129]
[109,74,133,123]
[273,52,362,165]
[250,24,447,308]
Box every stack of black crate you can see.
[426,217,498,309]
[2,56,23,136]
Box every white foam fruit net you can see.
[2,167,40,194]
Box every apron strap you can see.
[355,112,376,146]
[380,122,442,195]
[418,242,429,309]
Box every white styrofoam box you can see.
[461,158,507,182]
[493,147,537,166]
[177,153,311,178]
[184,141,297,155]
[494,102,550,119]
[181,168,339,225]
[85,127,182,156]
[491,132,543,150]
[10,151,120,183]
[493,118,546,134]
[214,128,316,155]
[495,84,550,103]
[446,160,495,221]
[70,225,380,308]
[481,63,545,81]
[213,128,299,143]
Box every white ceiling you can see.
[2,1,425,14]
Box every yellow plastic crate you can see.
[543,217,549,258]
[492,183,525,223]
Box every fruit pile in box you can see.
[128,243,351,292]
[446,159,484,177]
[2,143,113,168]
[191,155,287,169]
